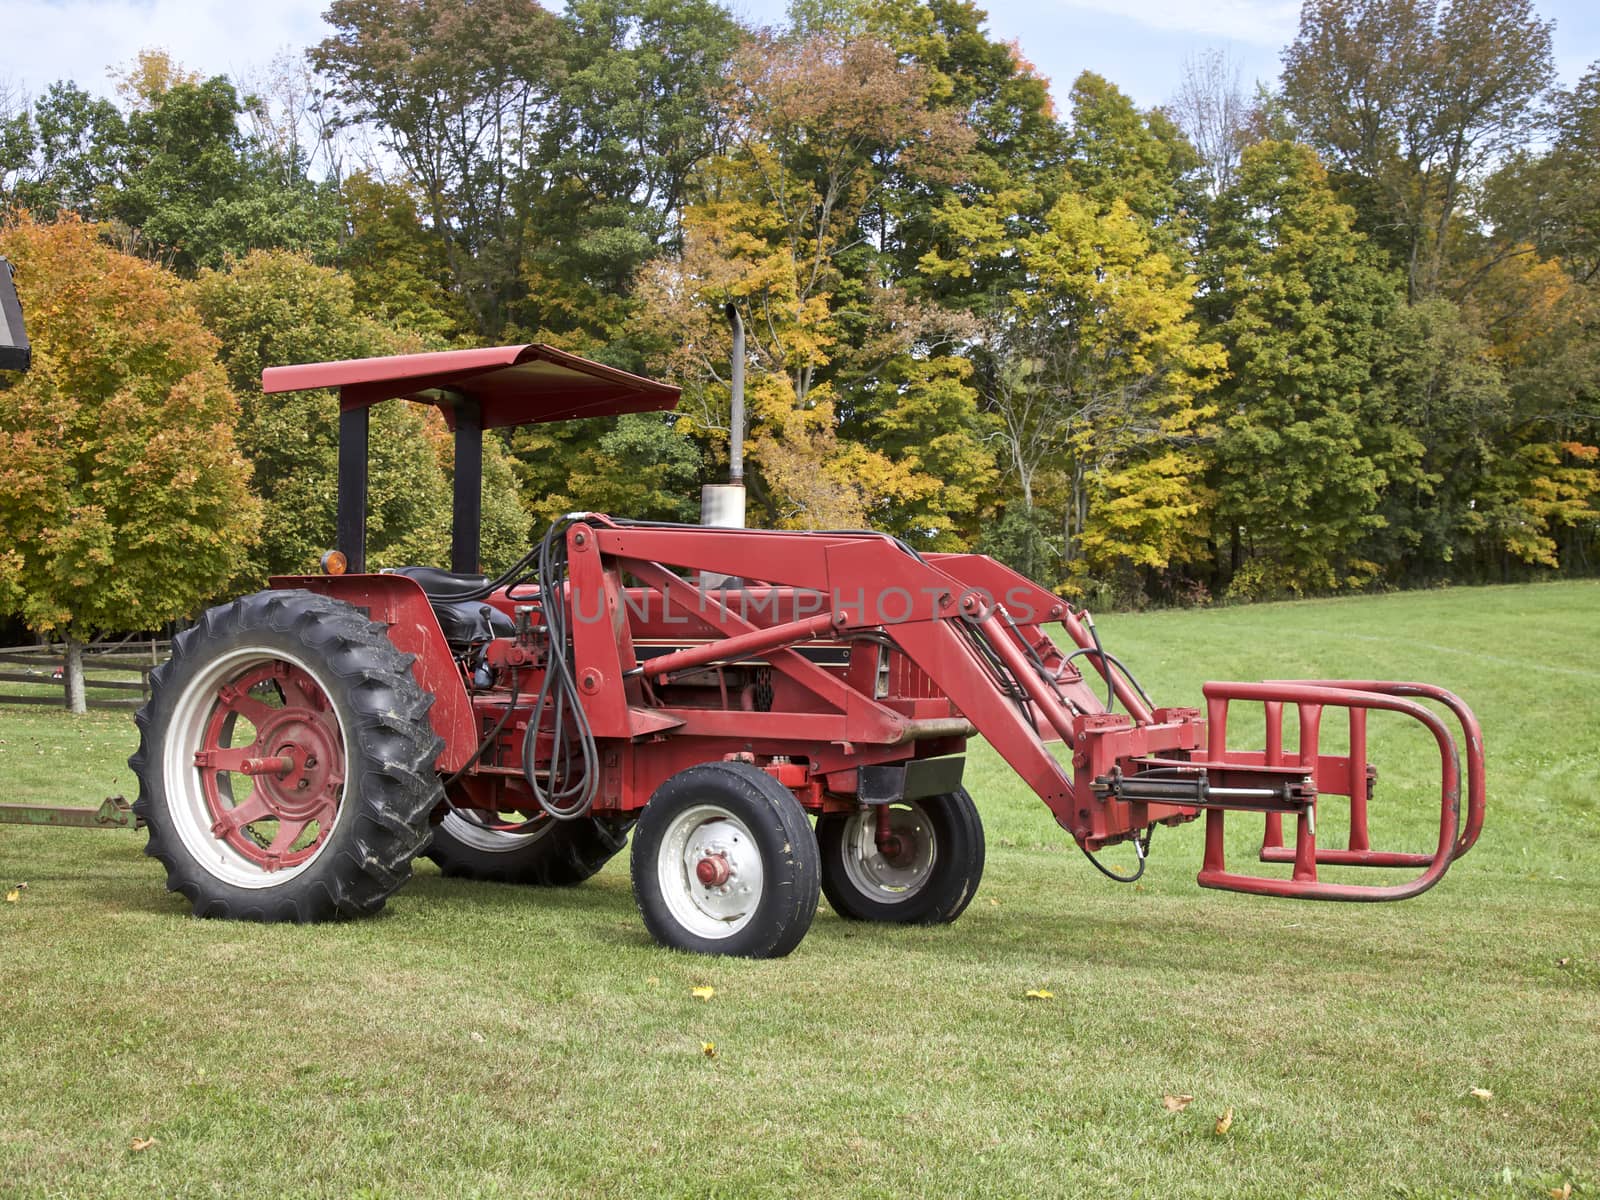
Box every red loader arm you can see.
[575,518,1484,901]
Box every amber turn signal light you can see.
[320,550,348,576]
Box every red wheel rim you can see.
[192,660,345,872]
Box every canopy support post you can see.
[337,399,368,574]
[452,398,483,574]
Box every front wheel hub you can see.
[695,853,732,887]
[657,805,767,939]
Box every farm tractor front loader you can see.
[5,330,1487,957]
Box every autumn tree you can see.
[1450,63,1600,574]
[0,215,259,711]
[1456,248,1600,572]
[637,27,990,538]
[982,192,1221,594]
[1280,0,1555,299]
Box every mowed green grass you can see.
[1,581,1597,1198]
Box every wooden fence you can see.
[0,638,169,711]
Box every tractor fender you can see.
[269,573,476,771]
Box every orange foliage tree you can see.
[0,215,258,711]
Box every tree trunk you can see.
[63,636,87,715]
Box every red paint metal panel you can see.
[269,574,476,771]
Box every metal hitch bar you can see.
[0,795,140,831]
[1095,764,1316,812]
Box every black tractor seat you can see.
[386,565,494,603]
[386,566,516,647]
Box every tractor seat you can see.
[386,565,492,602]
[387,566,515,647]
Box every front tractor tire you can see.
[815,789,985,924]
[630,761,820,958]
[131,590,443,923]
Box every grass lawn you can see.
[1,580,1596,1198]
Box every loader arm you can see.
[577,517,1485,901]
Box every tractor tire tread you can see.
[131,589,442,923]
[426,809,631,886]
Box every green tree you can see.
[1202,140,1419,596]
[0,214,259,711]
[190,250,529,578]
[337,171,468,341]
[1064,71,1201,243]
[520,0,741,347]
[314,0,564,336]
[1370,298,1511,581]
[0,82,127,219]
[109,70,342,273]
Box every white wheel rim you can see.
[840,802,937,903]
[162,645,350,890]
[656,803,765,940]
[439,809,555,853]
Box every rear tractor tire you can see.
[426,807,630,886]
[630,761,820,958]
[130,589,443,922]
[815,789,985,924]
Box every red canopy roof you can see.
[261,343,680,430]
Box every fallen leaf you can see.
[3,889,17,904]
[1025,989,1054,1000]
[469,1031,485,1044]
[1469,1087,1493,1101]
[701,1042,718,1059]
[130,1137,157,1152]
[691,986,715,1001]
[1214,1107,1234,1135]
[1163,1094,1194,1113]
[647,976,660,986]
[1549,1184,1571,1200]
[988,898,1000,907]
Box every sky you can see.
[5,0,1598,115]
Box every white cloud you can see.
[5,0,331,100]
[1049,0,1301,47]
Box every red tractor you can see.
[127,345,1485,957]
